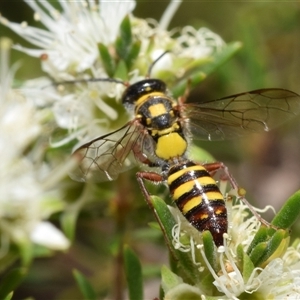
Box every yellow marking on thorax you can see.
[148,103,167,117]
[151,123,179,137]
[135,92,165,108]
[155,132,187,160]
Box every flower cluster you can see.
[0,0,234,268]
[158,189,300,299]
[1,0,299,299]
[0,38,70,257]
[0,0,229,148]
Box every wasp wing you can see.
[69,121,155,182]
[182,88,300,141]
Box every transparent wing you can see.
[69,121,155,182]
[182,88,300,140]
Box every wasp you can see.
[68,55,300,246]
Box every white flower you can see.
[30,222,70,250]
[0,37,70,251]
[1,0,226,147]
[165,194,300,299]
[0,0,136,77]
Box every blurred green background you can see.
[1,1,300,299]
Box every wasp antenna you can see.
[84,77,127,86]
[147,50,171,78]
[42,77,128,90]
[56,77,127,86]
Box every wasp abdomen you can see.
[167,161,227,247]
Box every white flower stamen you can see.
[159,0,182,31]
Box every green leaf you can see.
[161,265,183,292]
[116,15,132,61]
[163,282,203,300]
[3,292,13,300]
[151,196,200,283]
[241,250,255,283]
[114,60,128,81]
[291,238,300,248]
[0,268,27,300]
[255,229,288,267]
[172,71,206,98]
[202,231,217,271]
[126,40,141,69]
[246,226,269,255]
[0,252,18,274]
[98,43,115,77]
[73,269,97,300]
[189,144,216,163]
[271,190,300,229]
[61,208,78,241]
[123,245,143,300]
[248,242,267,266]
[199,41,242,77]
[17,238,33,267]
[150,196,178,250]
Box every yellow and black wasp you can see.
[69,57,300,246]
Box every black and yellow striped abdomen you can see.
[167,160,227,247]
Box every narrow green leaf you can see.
[246,226,269,255]
[161,265,182,292]
[3,292,13,300]
[163,283,203,300]
[126,40,141,69]
[73,269,97,300]
[172,72,206,98]
[0,268,27,300]
[18,238,33,267]
[61,208,78,241]
[189,145,216,163]
[291,238,300,248]
[114,60,128,81]
[236,244,244,269]
[242,251,255,283]
[254,229,287,267]
[271,190,300,229]
[123,245,143,300]
[249,242,267,266]
[0,252,18,274]
[199,41,242,77]
[151,196,177,247]
[263,235,290,268]
[116,15,132,60]
[151,196,201,284]
[202,231,217,271]
[98,43,115,77]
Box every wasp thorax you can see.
[122,79,167,105]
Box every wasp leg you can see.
[136,172,178,254]
[132,137,162,168]
[202,162,275,229]
[136,172,163,208]
[202,162,239,190]
[178,78,192,106]
[132,144,154,167]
